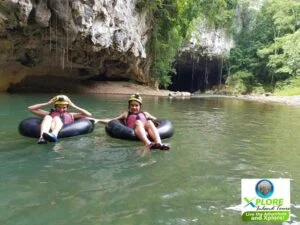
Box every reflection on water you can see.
[0,94,300,225]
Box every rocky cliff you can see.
[0,0,150,92]
[171,21,233,92]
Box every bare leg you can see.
[134,120,152,146]
[50,116,64,136]
[146,121,170,150]
[145,120,162,144]
[41,116,62,142]
[40,115,53,138]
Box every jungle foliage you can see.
[227,0,300,94]
[136,0,237,88]
[136,0,299,94]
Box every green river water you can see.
[0,93,300,225]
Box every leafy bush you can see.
[226,70,255,94]
[274,77,300,96]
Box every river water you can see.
[0,93,300,225]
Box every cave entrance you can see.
[170,56,225,93]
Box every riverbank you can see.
[79,81,191,98]
[7,78,300,106]
[8,78,192,97]
[81,82,300,106]
[192,94,300,106]
[234,94,300,106]
[81,81,168,96]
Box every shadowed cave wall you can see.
[170,55,225,93]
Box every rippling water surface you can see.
[1,93,300,225]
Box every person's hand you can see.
[92,119,111,124]
[152,119,161,126]
[62,95,71,102]
[65,96,75,107]
[48,96,57,104]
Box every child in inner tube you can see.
[28,95,92,144]
[97,93,170,150]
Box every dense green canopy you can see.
[228,0,300,94]
[139,0,300,95]
[136,0,237,88]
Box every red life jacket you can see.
[126,112,147,128]
[49,110,74,125]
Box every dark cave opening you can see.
[169,56,225,93]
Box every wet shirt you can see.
[49,110,74,125]
[126,112,147,128]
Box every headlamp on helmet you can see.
[128,93,142,105]
[54,95,69,105]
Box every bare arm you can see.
[27,97,56,117]
[66,97,92,118]
[88,112,128,125]
[86,118,111,124]
[144,112,157,121]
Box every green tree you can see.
[227,0,300,93]
[257,0,300,82]
[136,0,237,88]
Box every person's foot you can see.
[159,144,170,151]
[42,132,58,142]
[37,137,47,144]
[147,142,162,150]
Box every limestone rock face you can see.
[172,22,234,92]
[0,0,150,91]
[181,22,233,58]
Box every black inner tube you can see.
[19,117,94,138]
[105,119,174,140]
